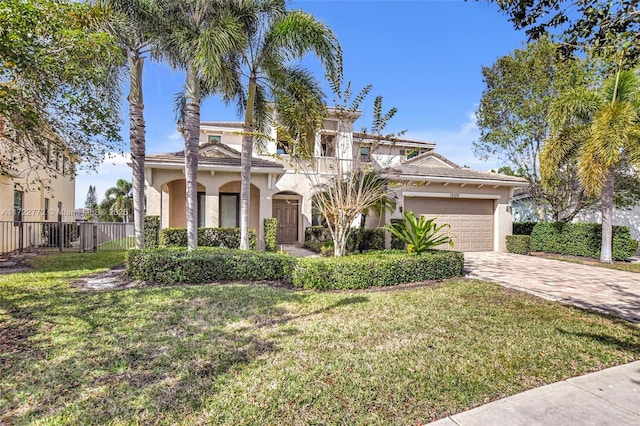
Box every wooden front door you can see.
[273,199,298,244]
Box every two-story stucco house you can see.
[144,110,526,251]
[0,139,76,253]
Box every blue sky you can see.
[76,0,528,207]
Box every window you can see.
[219,193,239,228]
[276,139,291,155]
[44,198,49,220]
[208,135,221,144]
[47,142,51,165]
[311,203,324,226]
[360,146,370,162]
[57,201,62,222]
[320,134,336,157]
[13,190,23,225]
[406,148,420,159]
[197,192,206,228]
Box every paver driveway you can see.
[464,252,640,323]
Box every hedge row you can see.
[159,227,257,249]
[292,250,464,290]
[304,226,385,253]
[126,248,464,289]
[506,235,531,255]
[127,248,295,284]
[530,222,637,261]
[513,221,536,236]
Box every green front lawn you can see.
[1,252,638,425]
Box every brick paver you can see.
[464,252,640,322]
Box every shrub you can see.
[530,222,637,261]
[513,221,536,236]
[263,218,278,252]
[506,235,531,255]
[292,250,464,290]
[390,219,405,249]
[144,216,160,248]
[304,226,385,254]
[386,211,453,254]
[159,227,257,249]
[126,248,296,284]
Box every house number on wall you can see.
[449,193,460,198]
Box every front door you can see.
[273,199,298,244]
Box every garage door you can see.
[404,197,494,251]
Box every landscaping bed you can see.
[126,248,464,289]
[1,251,638,425]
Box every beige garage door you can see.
[404,197,494,251]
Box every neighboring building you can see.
[512,194,640,241]
[145,110,526,251]
[0,140,76,253]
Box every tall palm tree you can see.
[97,0,160,249]
[157,0,248,250]
[541,69,640,263]
[236,0,342,250]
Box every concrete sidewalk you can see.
[429,361,640,426]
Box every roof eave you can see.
[384,173,528,187]
[143,160,284,174]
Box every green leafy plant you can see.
[506,235,531,255]
[386,210,454,254]
[263,218,278,252]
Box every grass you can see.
[98,236,135,251]
[534,253,640,273]
[1,252,638,425]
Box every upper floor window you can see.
[400,148,421,159]
[208,135,221,144]
[320,134,336,157]
[276,139,291,155]
[360,146,370,162]
[44,198,49,220]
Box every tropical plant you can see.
[97,0,161,249]
[386,210,454,254]
[104,179,133,222]
[541,68,640,263]
[157,0,248,250]
[235,0,342,250]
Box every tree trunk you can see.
[240,76,257,250]
[128,50,146,249]
[599,170,614,263]
[184,63,201,251]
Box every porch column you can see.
[160,188,169,229]
[146,186,161,217]
[205,188,219,228]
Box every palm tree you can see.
[541,69,640,263]
[235,0,342,250]
[157,0,248,250]
[105,179,134,222]
[98,0,160,249]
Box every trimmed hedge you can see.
[144,216,160,248]
[506,235,531,255]
[264,218,278,252]
[159,227,257,250]
[126,248,295,284]
[303,226,385,253]
[292,250,464,290]
[127,248,464,289]
[530,222,637,261]
[513,221,536,236]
